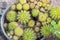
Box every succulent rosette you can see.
[18,11,31,24]
[6,11,16,22]
[23,28,36,40]
[41,25,51,37]
[50,8,60,19]
[8,22,18,31]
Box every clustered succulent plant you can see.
[4,0,60,40]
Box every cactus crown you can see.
[23,28,36,40]
[17,3,22,10]
[19,0,26,4]
[6,11,16,22]
[8,22,18,31]
[18,11,31,24]
[32,9,40,17]
[15,27,23,36]
[41,25,51,37]
[38,13,48,22]
[28,20,35,27]
[50,8,60,19]
[23,3,29,10]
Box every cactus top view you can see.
[2,0,60,40]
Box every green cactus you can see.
[18,11,31,24]
[34,27,40,32]
[41,25,51,37]
[23,3,29,10]
[19,0,26,4]
[38,13,48,22]
[28,20,35,27]
[50,20,60,38]
[46,17,51,23]
[8,22,18,31]
[15,27,23,36]
[6,11,16,22]
[11,4,16,10]
[13,35,19,40]
[23,28,36,40]
[50,7,60,19]
[17,3,22,10]
[32,9,40,17]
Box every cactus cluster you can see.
[4,0,60,40]
[18,11,31,24]
[23,28,36,40]
[6,11,16,22]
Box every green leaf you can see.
[51,20,56,26]
[50,27,55,33]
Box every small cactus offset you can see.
[34,27,40,32]
[19,0,26,4]
[18,11,31,24]
[23,28,36,40]
[17,3,22,10]
[8,22,18,31]
[38,13,48,22]
[23,3,29,10]
[14,27,23,36]
[11,4,16,10]
[4,0,59,40]
[32,9,40,17]
[41,25,51,37]
[13,36,19,40]
[28,20,35,27]
[6,11,16,22]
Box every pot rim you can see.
[1,5,11,40]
